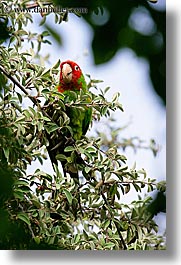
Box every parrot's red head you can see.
[57,60,84,93]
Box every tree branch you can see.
[24,2,53,10]
[0,64,53,121]
[101,190,127,250]
[0,64,37,106]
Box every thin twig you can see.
[24,2,54,10]
[0,65,37,106]
[0,64,53,121]
[100,190,127,250]
[114,220,127,250]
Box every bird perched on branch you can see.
[44,60,92,180]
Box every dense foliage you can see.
[0,0,166,250]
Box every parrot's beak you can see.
[62,63,72,83]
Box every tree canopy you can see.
[0,0,166,250]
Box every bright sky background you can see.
[24,1,166,233]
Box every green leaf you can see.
[114,202,122,210]
[52,59,61,69]
[45,123,59,133]
[15,30,28,36]
[56,154,67,161]
[44,24,62,44]
[85,146,96,153]
[102,219,110,229]
[147,184,154,192]
[110,183,117,196]
[15,186,31,193]
[156,181,166,192]
[104,242,115,249]
[84,166,91,174]
[91,202,103,208]
[112,92,120,102]
[14,180,29,186]
[63,189,73,205]
[41,88,50,94]
[17,213,31,226]
[83,230,89,240]
[64,146,75,152]
[133,183,141,192]
[16,116,25,122]
[42,116,51,122]
[124,184,130,194]
[41,31,50,37]
[29,106,36,116]
[14,190,24,200]
[3,148,9,160]
[120,221,129,231]
[74,234,81,244]
[131,209,138,219]
[17,92,23,103]
[41,68,50,76]
[34,236,41,245]
[104,86,110,94]
[23,109,32,119]
[39,16,46,26]
[137,226,143,240]
[31,199,42,209]
[40,173,52,182]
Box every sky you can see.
[24,2,166,234]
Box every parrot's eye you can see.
[74,65,79,71]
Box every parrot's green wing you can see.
[82,107,92,136]
[64,90,92,140]
[44,90,92,180]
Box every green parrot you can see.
[45,60,92,180]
